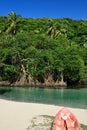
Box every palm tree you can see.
[6,11,19,35]
[47,24,55,38]
[47,22,66,39]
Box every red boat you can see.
[51,107,82,130]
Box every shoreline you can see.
[0,80,87,89]
[0,99,87,130]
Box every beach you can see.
[0,99,87,130]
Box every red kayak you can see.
[51,107,82,130]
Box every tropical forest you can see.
[0,12,87,88]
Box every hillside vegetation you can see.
[0,12,87,87]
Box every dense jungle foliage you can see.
[0,12,87,87]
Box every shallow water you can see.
[0,87,87,109]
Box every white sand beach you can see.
[0,99,87,130]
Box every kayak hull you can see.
[51,107,82,130]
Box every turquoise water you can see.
[0,87,87,109]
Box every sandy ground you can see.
[0,99,87,130]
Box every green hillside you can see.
[0,12,87,87]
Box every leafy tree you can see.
[63,45,84,85]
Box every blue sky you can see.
[0,0,87,20]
